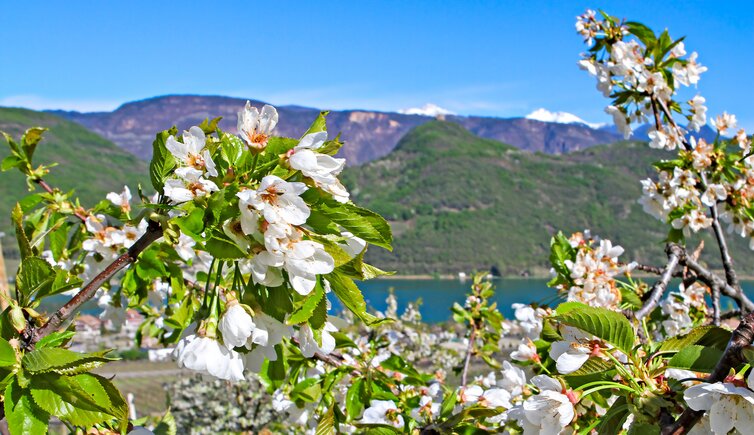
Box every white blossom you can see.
[164,168,219,204]
[361,400,404,428]
[238,102,278,152]
[218,302,255,349]
[172,334,244,381]
[166,126,217,177]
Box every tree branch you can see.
[460,324,478,388]
[681,251,754,312]
[635,244,681,320]
[662,311,754,434]
[27,220,163,345]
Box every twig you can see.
[662,311,754,434]
[290,337,360,376]
[460,325,478,388]
[27,220,163,345]
[711,285,721,326]
[635,245,681,320]
[681,252,754,312]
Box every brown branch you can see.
[27,220,163,345]
[290,337,360,376]
[460,325,478,388]
[681,251,754,312]
[663,311,754,434]
[635,244,681,320]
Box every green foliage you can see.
[555,302,637,354]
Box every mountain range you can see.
[0,97,737,275]
[50,95,622,164]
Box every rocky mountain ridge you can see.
[49,95,621,164]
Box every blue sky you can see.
[1,1,752,129]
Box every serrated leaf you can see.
[35,331,76,349]
[29,372,123,427]
[15,257,54,300]
[326,271,385,326]
[315,202,392,251]
[23,348,117,374]
[309,290,328,330]
[598,396,629,435]
[625,21,657,46]
[554,302,636,354]
[153,409,178,435]
[667,345,722,373]
[12,203,32,260]
[567,357,614,376]
[21,127,47,162]
[288,282,325,325]
[315,405,335,435]
[149,130,177,192]
[0,336,17,367]
[658,326,731,352]
[4,379,49,435]
[336,249,394,280]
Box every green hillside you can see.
[342,121,754,276]
[0,108,147,237]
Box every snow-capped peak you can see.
[398,103,455,117]
[525,108,604,129]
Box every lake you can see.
[42,278,754,324]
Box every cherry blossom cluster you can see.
[577,10,708,142]
[553,231,635,310]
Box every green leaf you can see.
[625,21,657,46]
[667,345,722,372]
[23,348,117,374]
[1,154,24,171]
[153,409,178,435]
[29,372,125,427]
[15,257,54,300]
[315,405,336,435]
[4,379,49,435]
[326,271,383,325]
[289,378,321,403]
[149,130,177,192]
[346,378,366,419]
[12,203,32,260]
[203,230,247,259]
[336,249,394,280]
[547,232,575,287]
[303,111,330,137]
[567,357,614,376]
[315,202,393,251]
[658,326,731,352]
[35,331,76,349]
[554,302,637,354]
[597,396,629,435]
[288,282,326,325]
[136,248,169,280]
[21,127,47,162]
[0,337,17,367]
[309,290,328,330]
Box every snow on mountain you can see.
[526,108,605,129]
[398,103,455,117]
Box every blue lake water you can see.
[43,278,754,324]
